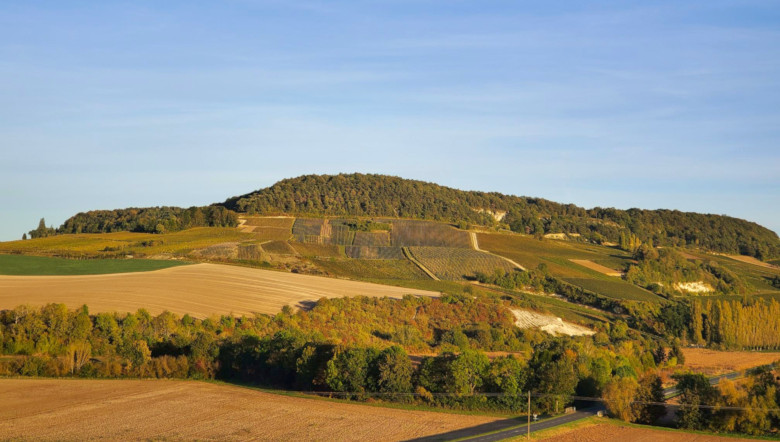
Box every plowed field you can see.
[0,263,438,317]
[0,379,500,441]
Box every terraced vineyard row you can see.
[407,246,515,280]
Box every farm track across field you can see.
[0,263,439,317]
[0,379,501,441]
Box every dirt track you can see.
[0,379,499,441]
[0,263,439,317]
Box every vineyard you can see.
[311,258,428,280]
[327,223,356,246]
[290,242,344,258]
[292,218,325,242]
[260,240,298,255]
[407,247,515,280]
[345,246,404,260]
[353,231,391,247]
[563,277,661,302]
[389,220,471,248]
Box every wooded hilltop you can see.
[34,173,779,259]
[222,174,779,259]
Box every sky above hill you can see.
[1,1,779,240]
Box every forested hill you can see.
[222,173,780,259]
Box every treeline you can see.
[57,206,238,234]
[653,298,780,350]
[0,300,670,414]
[220,173,779,259]
[604,369,780,436]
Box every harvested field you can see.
[389,220,471,248]
[511,309,594,336]
[408,247,516,280]
[681,348,780,375]
[538,421,758,441]
[570,259,623,277]
[0,263,439,317]
[0,379,499,441]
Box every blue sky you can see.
[1,1,779,241]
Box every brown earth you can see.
[0,379,499,441]
[0,263,439,317]
[569,259,623,277]
[538,422,759,441]
[681,348,780,374]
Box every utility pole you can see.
[527,390,531,440]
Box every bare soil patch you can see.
[539,422,758,441]
[570,259,623,276]
[0,379,498,441]
[681,348,780,375]
[0,263,439,317]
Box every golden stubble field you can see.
[0,379,500,441]
[681,348,780,374]
[539,422,759,441]
[0,263,439,317]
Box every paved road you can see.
[414,367,767,442]
[407,406,603,442]
[459,406,604,442]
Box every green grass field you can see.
[0,254,190,275]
